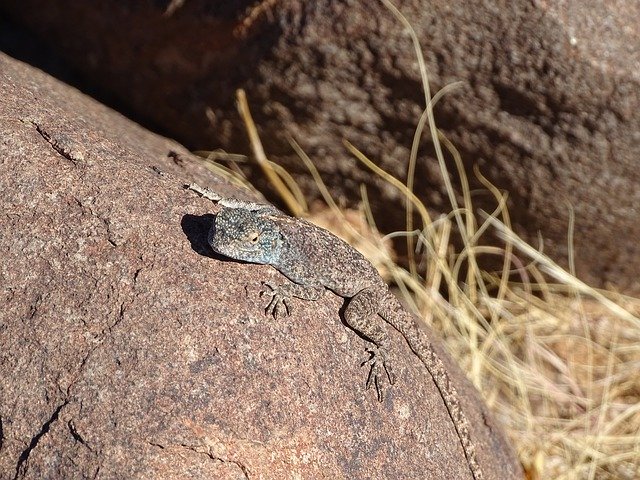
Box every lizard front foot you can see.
[362,347,396,402]
[259,282,290,318]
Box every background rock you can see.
[0,54,521,479]
[1,0,638,292]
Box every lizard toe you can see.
[260,282,291,318]
[362,347,394,401]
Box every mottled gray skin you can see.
[189,184,483,480]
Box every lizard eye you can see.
[248,232,260,243]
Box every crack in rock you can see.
[227,459,250,480]
[14,400,68,480]
[180,443,250,480]
[67,420,92,452]
[148,441,250,479]
[30,121,85,164]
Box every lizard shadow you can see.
[181,213,230,261]
[181,213,217,258]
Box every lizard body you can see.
[190,184,483,480]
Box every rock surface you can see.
[1,0,638,291]
[0,54,521,479]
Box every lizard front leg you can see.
[261,281,323,318]
[343,287,396,401]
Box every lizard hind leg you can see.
[343,287,396,401]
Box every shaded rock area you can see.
[0,54,521,479]
[1,0,638,292]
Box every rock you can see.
[1,0,638,291]
[0,54,521,479]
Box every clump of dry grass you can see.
[196,3,640,478]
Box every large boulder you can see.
[0,54,521,479]
[1,0,638,291]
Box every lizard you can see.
[187,183,484,480]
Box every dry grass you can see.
[309,133,640,480]
[196,3,640,478]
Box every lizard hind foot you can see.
[362,347,396,402]
[259,282,290,318]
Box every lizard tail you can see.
[383,295,484,480]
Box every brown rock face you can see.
[2,0,638,292]
[0,54,520,479]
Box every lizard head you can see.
[208,207,283,265]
